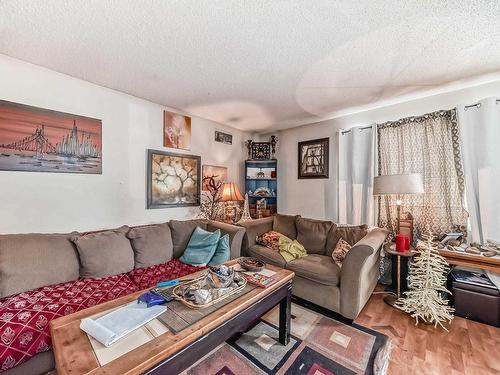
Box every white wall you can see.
[272,79,500,221]
[0,55,250,233]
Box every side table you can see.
[385,245,416,308]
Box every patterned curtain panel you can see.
[377,109,467,240]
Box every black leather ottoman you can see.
[451,269,500,327]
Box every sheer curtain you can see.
[456,98,500,244]
[377,110,468,240]
[337,125,377,225]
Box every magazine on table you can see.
[244,271,277,288]
[451,268,498,290]
[80,302,167,347]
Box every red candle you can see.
[396,234,406,252]
[404,236,410,250]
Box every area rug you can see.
[183,303,391,375]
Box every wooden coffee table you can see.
[50,260,294,375]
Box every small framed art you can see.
[298,138,329,179]
[163,111,191,150]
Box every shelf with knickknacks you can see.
[244,136,278,219]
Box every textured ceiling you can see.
[1,1,500,131]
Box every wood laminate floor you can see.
[355,286,500,375]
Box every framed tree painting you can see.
[0,100,102,174]
[147,149,201,208]
[298,137,329,179]
[163,110,191,150]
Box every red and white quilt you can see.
[127,258,206,290]
[0,274,138,372]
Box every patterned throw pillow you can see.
[256,230,286,251]
[331,238,352,268]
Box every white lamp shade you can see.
[373,173,424,195]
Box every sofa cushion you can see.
[326,224,368,256]
[0,274,138,372]
[127,258,206,290]
[72,226,135,278]
[296,217,334,254]
[169,219,208,259]
[247,244,287,268]
[0,233,80,299]
[286,254,340,286]
[273,214,300,239]
[127,222,173,269]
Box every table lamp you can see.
[373,173,424,309]
[220,182,244,223]
[373,173,424,237]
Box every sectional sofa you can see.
[0,219,244,375]
[240,214,389,320]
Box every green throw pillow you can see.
[179,227,221,266]
[209,234,230,266]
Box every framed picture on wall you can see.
[163,110,191,150]
[298,137,329,179]
[147,149,201,208]
[0,100,102,174]
[202,164,227,192]
[214,130,232,145]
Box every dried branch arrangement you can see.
[198,175,224,220]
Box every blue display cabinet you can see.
[244,159,277,218]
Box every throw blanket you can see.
[279,236,307,262]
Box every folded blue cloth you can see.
[180,227,221,266]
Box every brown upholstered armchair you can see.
[240,215,388,319]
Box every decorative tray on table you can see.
[172,265,247,309]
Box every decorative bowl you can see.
[238,257,265,272]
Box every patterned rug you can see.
[183,303,391,375]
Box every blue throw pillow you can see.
[209,234,230,266]
[179,227,221,266]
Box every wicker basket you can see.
[172,273,247,309]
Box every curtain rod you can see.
[341,125,373,135]
[465,98,500,109]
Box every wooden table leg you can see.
[278,284,292,345]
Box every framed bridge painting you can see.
[0,100,102,174]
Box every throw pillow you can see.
[326,224,368,256]
[331,238,352,268]
[127,222,173,269]
[278,236,307,262]
[179,227,221,266]
[256,230,286,251]
[209,234,230,266]
[71,226,135,278]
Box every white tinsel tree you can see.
[396,233,454,330]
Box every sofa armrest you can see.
[207,220,246,260]
[238,217,273,255]
[339,228,389,319]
